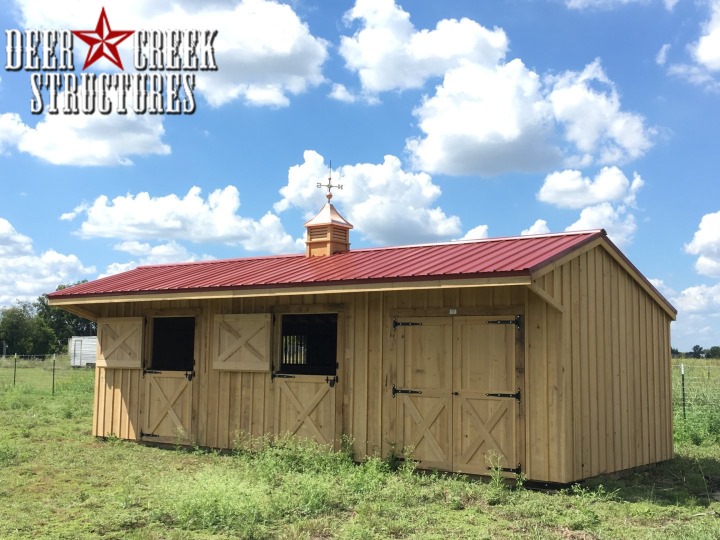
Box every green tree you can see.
[707,346,720,359]
[35,282,96,353]
[0,302,38,355]
[690,345,705,359]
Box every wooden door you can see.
[395,317,453,470]
[143,371,193,442]
[275,376,336,447]
[453,316,519,475]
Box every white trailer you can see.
[68,336,98,368]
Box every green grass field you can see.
[2,357,720,539]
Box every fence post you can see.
[13,354,17,386]
[681,363,686,420]
[52,354,56,396]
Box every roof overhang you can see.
[48,274,533,316]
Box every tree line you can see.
[0,283,96,356]
[672,345,720,359]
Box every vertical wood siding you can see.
[90,245,672,482]
[529,245,673,482]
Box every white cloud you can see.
[656,44,671,66]
[0,218,33,256]
[649,278,677,298]
[462,225,489,240]
[565,202,637,247]
[328,83,360,104]
[0,217,94,305]
[537,167,643,209]
[685,210,720,277]
[0,114,30,155]
[66,185,300,253]
[407,59,559,176]
[16,108,170,166]
[275,150,462,246]
[13,0,329,108]
[672,283,720,313]
[548,60,653,166]
[667,1,720,90]
[667,63,720,91]
[339,0,507,96]
[96,240,211,279]
[521,219,551,236]
[337,2,651,176]
[693,0,720,72]
[113,240,196,262]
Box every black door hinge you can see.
[486,463,522,475]
[486,315,523,330]
[392,383,422,398]
[485,388,521,402]
[140,431,159,438]
[143,369,160,377]
[392,320,423,330]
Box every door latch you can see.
[325,375,338,388]
[185,370,195,382]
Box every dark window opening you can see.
[280,314,337,375]
[151,317,195,371]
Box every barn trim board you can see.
[50,229,676,483]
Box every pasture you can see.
[1,357,720,539]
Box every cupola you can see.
[305,172,353,257]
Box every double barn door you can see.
[395,316,523,475]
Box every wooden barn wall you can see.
[91,287,527,462]
[531,245,673,482]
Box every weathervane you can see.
[316,160,343,201]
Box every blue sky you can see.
[0,0,719,351]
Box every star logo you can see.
[72,8,134,70]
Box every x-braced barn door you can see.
[142,316,196,443]
[394,315,523,475]
[453,316,521,475]
[143,371,193,442]
[394,317,453,470]
[274,376,337,447]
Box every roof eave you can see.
[47,272,533,305]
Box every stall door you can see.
[395,318,453,471]
[275,376,336,447]
[142,316,195,443]
[395,316,521,475]
[143,371,192,442]
[453,316,519,475]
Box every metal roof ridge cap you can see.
[526,230,607,274]
[343,229,605,253]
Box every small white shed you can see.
[69,336,98,368]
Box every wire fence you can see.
[2,356,719,437]
[0,354,91,395]
[672,359,720,444]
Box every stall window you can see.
[150,317,195,371]
[280,314,337,375]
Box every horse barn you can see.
[48,199,676,484]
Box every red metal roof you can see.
[49,230,607,300]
